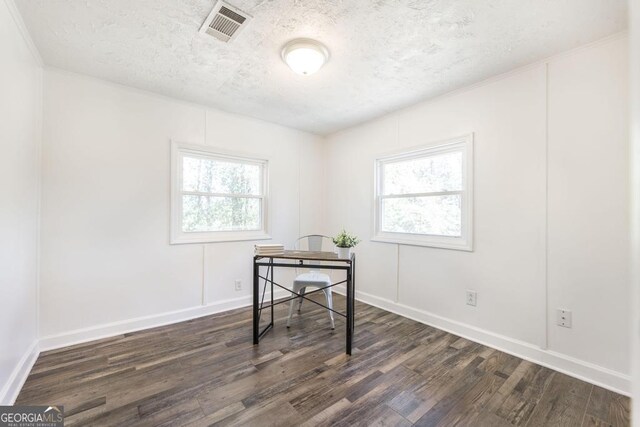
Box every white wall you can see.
[325,35,630,393]
[547,36,629,377]
[630,0,640,423]
[0,0,42,404]
[39,69,324,342]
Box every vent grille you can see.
[200,1,251,43]
[218,6,246,24]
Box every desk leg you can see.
[351,256,356,339]
[270,258,274,326]
[253,259,259,345]
[346,264,353,355]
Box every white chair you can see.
[286,235,335,330]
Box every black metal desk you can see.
[253,250,356,355]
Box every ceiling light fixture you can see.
[281,39,329,76]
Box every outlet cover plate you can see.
[557,308,572,328]
[466,290,477,307]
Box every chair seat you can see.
[293,271,331,287]
[288,234,335,330]
[288,271,335,329]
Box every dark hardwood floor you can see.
[17,295,630,426]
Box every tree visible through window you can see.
[182,156,262,232]
[374,135,473,251]
[171,143,268,244]
[382,151,463,236]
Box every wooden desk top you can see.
[254,250,353,262]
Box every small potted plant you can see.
[333,229,360,259]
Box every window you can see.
[171,142,269,244]
[373,135,473,251]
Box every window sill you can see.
[371,234,473,252]
[170,233,272,245]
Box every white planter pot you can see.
[337,247,351,259]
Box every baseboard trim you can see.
[0,340,39,405]
[39,290,289,352]
[337,287,631,396]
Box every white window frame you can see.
[372,134,473,251]
[170,141,271,244]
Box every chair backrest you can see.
[294,235,335,276]
[295,234,333,252]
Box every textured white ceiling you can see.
[16,0,627,135]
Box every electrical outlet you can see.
[557,309,572,328]
[466,290,477,307]
[234,280,242,291]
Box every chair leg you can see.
[325,288,335,330]
[286,290,296,328]
[297,288,306,312]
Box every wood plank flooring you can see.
[17,295,630,426]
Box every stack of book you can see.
[254,244,285,256]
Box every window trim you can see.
[372,134,474,251]
[170,141,271,244]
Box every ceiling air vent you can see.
[200,1,252,43]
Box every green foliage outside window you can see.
[182,156,262,232]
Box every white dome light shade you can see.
[281,39,329,76]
